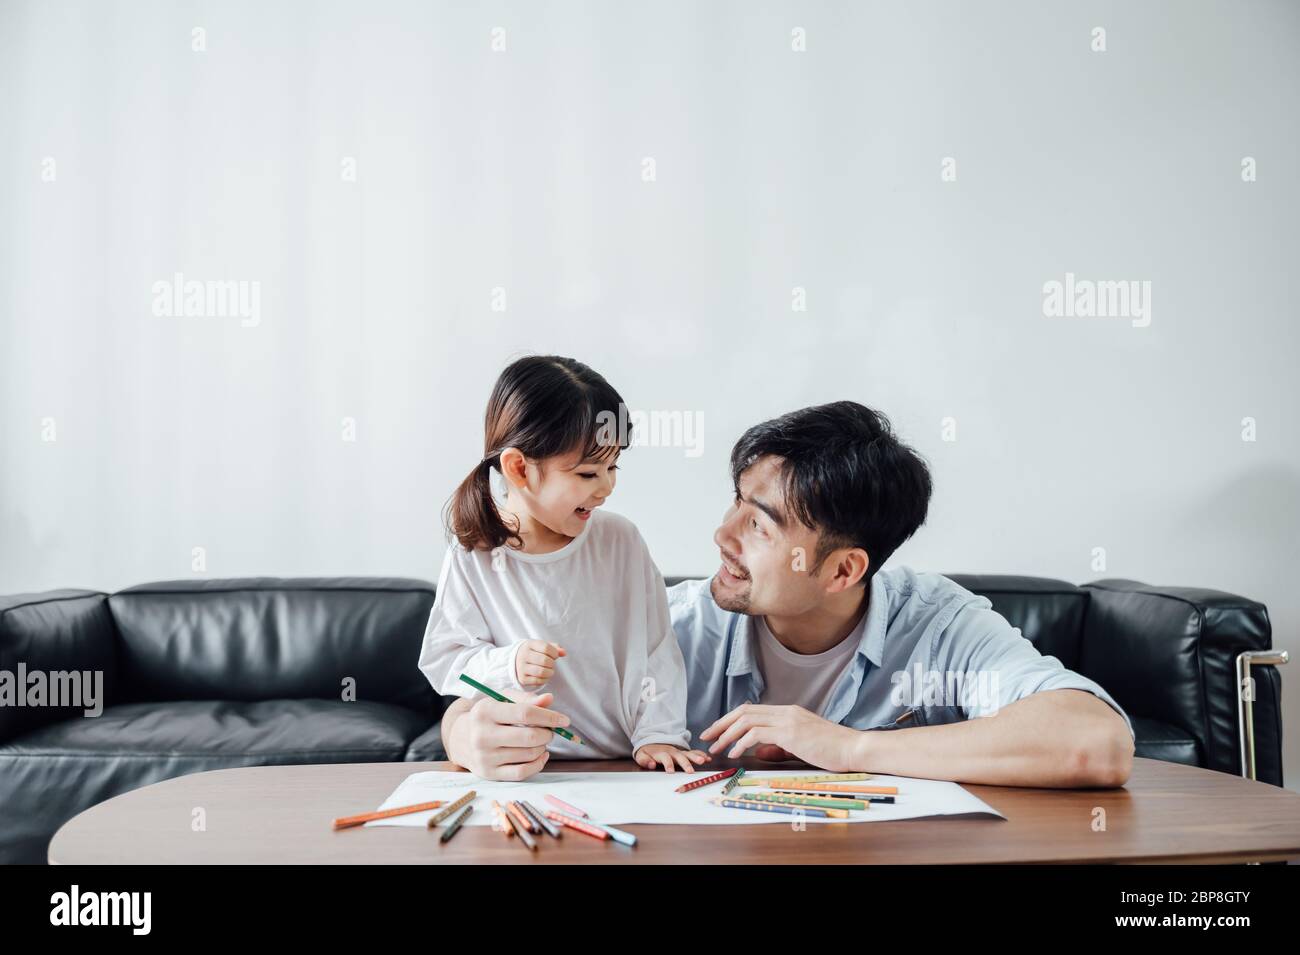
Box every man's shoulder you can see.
[667,577,721,621]
[876,565,987,617]
[666,577,734,668]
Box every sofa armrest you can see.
[0,590,117,743]
[1080,579,1281,785]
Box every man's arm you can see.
[439,697,474,767]
[701,689,1133,788]
[852,688,1134,787]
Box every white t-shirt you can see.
[754,612,862,715]
[416,508,691,758]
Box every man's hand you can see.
[443,691,571,781]
[515,640,566,687]
[633,742,713,773]
[699,703,864,771]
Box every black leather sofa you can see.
[0,574,1284,864]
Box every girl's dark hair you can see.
[447,355,632,551]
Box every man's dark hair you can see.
[729,401,932,582]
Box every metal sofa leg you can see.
[1236,650,1288,781]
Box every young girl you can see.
[417,355,711,773]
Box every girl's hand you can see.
[634,743,712,773]
[515,640,566,686]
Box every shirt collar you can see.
[724,571,889,676]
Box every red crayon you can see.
[546,811,610,841]
[674,767,739,793]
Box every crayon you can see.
[545,794,588,818]
[771,782,898,795]
[426,791,476,828]
[547,811,610,841]
[520,801,562,839]
[720,768,746,795]
[439,805,473,843]
[736,792,868,811]
[739,772,872,787]
[711,797,846,819]
[675,767,738,793]
[333,800,443,830]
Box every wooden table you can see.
[48,756,1300,864]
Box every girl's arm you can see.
[417,547,526,696]
[628,550,693,753]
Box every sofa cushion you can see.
[0,590,117,742]
[1131,715,1201,768]
[4,698,429,760]
[404,722,449,762]
[0,698,435,863]
[944,575,1089,669]
[107,578,439,715]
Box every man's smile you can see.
[718,551,749,583]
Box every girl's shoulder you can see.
[588,508,650,554]
[438,536,498,576]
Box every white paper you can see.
[364,769,1005,827]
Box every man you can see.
[439,402,1135,788]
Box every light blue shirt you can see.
[668,566,1135,747]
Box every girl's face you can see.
[507,446,620,540]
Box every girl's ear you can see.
[499,447,529,490]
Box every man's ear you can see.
[498,447,529,490]
[823,548,870,594]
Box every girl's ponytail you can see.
[446,455,520,552]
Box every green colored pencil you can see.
[721,767,745,795]
[736,791,868,811]
[458,673,585,745]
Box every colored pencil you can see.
[711,797,846,819]
[547,810,610,841]
[502,804,538,850]
[591,821,638,847]
[458,673,584,745]
[506,800,538,834]
[439,805,473,843]
[720,768,745,795]
[773,789,896,804]
[736,792,868,811]
[739,772,873,787]
[520,801,562,839]
[332,800,443,830]
[771,782,899,795]
[490,800,515,840]
[675,767,738,793]
[426,790,476,828]
[545,794,588,818]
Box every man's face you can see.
[710,455,829,616]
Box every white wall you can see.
[2,0,1297,788]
